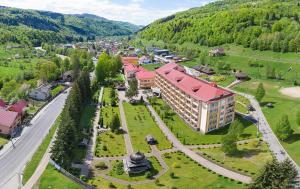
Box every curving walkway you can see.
[144,99,252,184]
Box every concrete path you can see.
[80,87,104,177]
[144,100,252,184]
[232,91,300,172]
[118,91,134,155]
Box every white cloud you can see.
[0,0,210,25]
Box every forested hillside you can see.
[139,0,300,52]
[0,6,140,46]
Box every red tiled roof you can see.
[9,100,28,114]
[0,109,19,128]
[124,63,145,74]
[136,71,156,80]
[156,63,233,102]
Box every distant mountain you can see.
[139,0,300,52]
[0,6,141,46]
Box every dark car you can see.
[247,105,256,111]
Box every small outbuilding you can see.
[235,72,249,80]
[123,152,151,174]
[145,135,156,145]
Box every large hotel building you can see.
[155,63,235,133]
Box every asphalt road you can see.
[0,90,69,189]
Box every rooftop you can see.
[0,109,19,128]
[156,63,233,102]
[136,71,156,80]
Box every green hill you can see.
[0,6,141,46]
[139,0,300,52]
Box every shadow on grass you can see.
[260,101,277,107]
[284,133,300,144]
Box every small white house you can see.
[29,85,52,101]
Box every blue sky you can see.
[0,0,215,25]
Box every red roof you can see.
[124,63,145,74]
[0,109,19,128]
[156,63,233,102]
[9,100,28,114]
[136,71,156,80]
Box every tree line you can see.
[50,70,92,168]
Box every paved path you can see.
[118,91,134,155]
[144,100,252,184]
[232,91,300,172]
[0,89,70,189]
[80,87,104,177]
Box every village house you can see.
[121,57,139,65]
[29,84,52,101]
[0,99,28,136]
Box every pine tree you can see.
[275,115,294,141]
[221,132,238,155]
[249,159,298,189]
[229,120,244,137]
[255,83,265,102]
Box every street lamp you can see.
[256,116,260,138]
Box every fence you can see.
[49,159,96,189]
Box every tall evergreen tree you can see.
[221,131,238,155]
[255,83,265,102]
[275,115,294,141]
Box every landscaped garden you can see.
[150,98,257,145]
[194,140,272,177]
[123,102,172,153]
[51,85,65,96]
[88,152,246,189]
[95,87,126,157]
[108,157,161,181]
[38,164,83,189]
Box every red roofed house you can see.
[155,63,235,133]
[0,99,6,108]
[123,59,156,89]
[0,109,21,136]
[7,100,28,116]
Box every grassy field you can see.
[38,164,83,189]
[234,80,300,165]
[195,140,272,176]
[95,131,126,157]
[51,85,64,96]
[0,137,8,146]
[108,157,161,181]
[123,103,172,153]
[89,152,245,189]
[22,116,60,184]
[141,63,163,71]
[151,98,257,145]
[101,87,120,127]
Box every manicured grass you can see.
[141,63,164,71]
[195,140,272,176]
[39,164,83,189]
[22,116,60,184]
[0,137,8,146]
[89,152,245,189]
[108,157,161,181]
[235,102,249,115]
[151,98,257,145]
[101,87,120,127]
[123,103,172,153]
[95,131,126,157]
[51,85,64,96]
[234,79,300,166]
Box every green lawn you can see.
[0,137,8,146]
[22,116,60,185]
[101,87,120,127]
[234,80,300,166]
[195,140,272,176]
[108,157,161,181]
[151,98,257,145]
[95,131,126,157]
[51,85,64,96]
[141,63,163,71]
[123,103,172,153]
[38,164,83,189]
[89,152,245,189]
